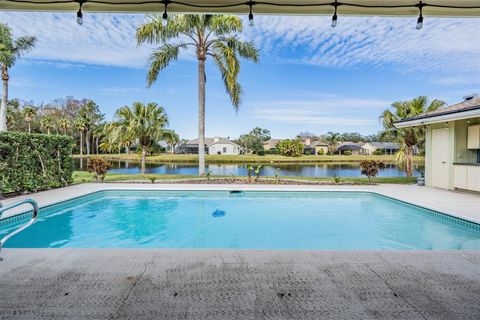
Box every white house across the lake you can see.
[177,137,244,155]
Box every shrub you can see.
[360,160,386,184]
[333,175,341,184]
[373,149,384,155]
[0,132,74,195]
[344,150,352,156]
[277,139,304,157]
[317,149,325,155]
[264,148,278,155]
[148,176,157,184]
[256,149,265,156]
[247,165,254,183]
[254,165,262,182]
[87,157,111,181]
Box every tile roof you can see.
[396,96,480,123]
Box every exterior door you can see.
[431,128,449,189]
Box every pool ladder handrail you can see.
[0,199,39,261]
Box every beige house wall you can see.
[425,117,480,191]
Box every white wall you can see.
[208,143,241,155]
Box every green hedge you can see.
[0,132,74,195]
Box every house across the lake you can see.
[176,137,244,155]
[395,94,480,192]
[337,143,363,155]
[360,142,401,155]
[262,139,282,151]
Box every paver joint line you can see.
[364,263,429,320]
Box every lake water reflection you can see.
[74,159,422,177]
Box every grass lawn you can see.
[74,153,425,164]
[73,171,417,185]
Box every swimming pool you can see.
[1,190,479,250]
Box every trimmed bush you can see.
[87,157,111,181]
[0,132,74,195]
[264,148,278,155]
[277,139,304,157]
[360,160,386,184]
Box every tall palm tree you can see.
[22,106,36,133]
[136,14,259,175]
[0,23,36,131]
[74,117,87,157]
[380,96,445,176]
[59,118,70,135]
[79,100,103,156]
[40,115,54,135]
[92,124,105,154]
[107,102,169,173]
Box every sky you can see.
[1,12,479,139]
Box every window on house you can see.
[223,147,227,153]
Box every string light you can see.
[248,1,254,27]
[162,0,169,27]
[75,0,85,25]
[331,0,339,28]
[416,1,424,30]
[4,0,479,29]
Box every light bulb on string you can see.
[416,1,424,30]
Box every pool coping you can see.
[1,184,480,228]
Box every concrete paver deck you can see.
[0,249,479,320]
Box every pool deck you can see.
[2,183,480,223]
[1,249,479,319]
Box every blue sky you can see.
[1,12,479,139]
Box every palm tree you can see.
[92,124,105,154]
[107,102,169,174]
[40,115,54,135]
[136,14,259,175]
[163,130,180,153]
[0,23,36,131]
[59,118,70,135]
[325,132,340,154]
[74,117,87,157]
[380,96,445,176]
[22,106,36,133]
[79,100,103,156]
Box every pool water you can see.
[1,191,479,250]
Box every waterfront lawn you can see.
[73,171,417,185]
[74,153,424,164]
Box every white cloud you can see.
[0,12,148,68]
[243,16,480,75]
[250,94,387,126]
[0,12,478,78]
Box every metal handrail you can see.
[0,199,39,261]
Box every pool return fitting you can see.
[0,199,39,261]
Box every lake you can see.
[74,159,422,177]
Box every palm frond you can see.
[146,43,185,87]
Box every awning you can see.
[1,0,479,16]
